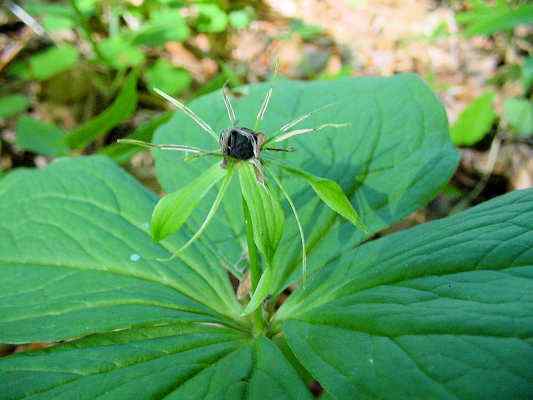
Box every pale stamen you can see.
[222,84,237,126]
[255,88,273,130]
[272,123,350,143]
[154,88,218,141]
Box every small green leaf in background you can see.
[0,95,30,119]
[229,9,253,30]
[132,9,190,46]
[290,19,324,40]
[151,162,228,242]
[457,3,533,37]
[522,57,533,92]
[97,36,145,70]
[24,2,75,32]
[42,14,74,31]
[145,59,192,96]
[15,116,69,157]
[66,72,138,149]
[29,44,80,80]
[239,162,284,266]
[6,60,31,81]
[441,183,463,200]
[504,98,533,137]
[450,91,496,146]
[75,0,97,15]
[195,4,228,33]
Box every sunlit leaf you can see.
[450,92,496,146]
[97,36,145,69]
[504,98,533,137]
[29,45,79,80]
[195,4,228,33]
[132,9,190,46]
[145,59,192,96]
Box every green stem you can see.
[242,196,265,334]
[69,0,106,62]
[243,197,260,291]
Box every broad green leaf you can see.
[239,162,284,265]
[195,4,228,33]
[99,112,172,164]
[154,75,458,293]
[29,44,80,80]
[274,162,366,231]
[0,324,312,400]
[132,9,190,46]
[15,116,69,157]
[0,323,312,400]
[145,59,192,96]
[277,189,533,400]
[66,72,138,149]
[504,97,533,137]
[0,323,244,399]
[450,91,496,146]
[97,36,145,70]
[0,95,30,119]
[0,156,242,343]
[151,162,228,242]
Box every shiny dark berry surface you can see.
[224,128,257,160]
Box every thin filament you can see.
[272,123,349,144]
[177,168,234,253]
[269,171,307,285]
[154,88,218,141]
[117,139,211,154]
[222,84,237,125]
[255,88,272,130]
[279,103,337,133]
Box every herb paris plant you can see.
[119,84,365,309]
[1,75,532,400]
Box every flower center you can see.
[224,128,258,160]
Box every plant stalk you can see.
[242,196,265,334]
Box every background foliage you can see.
[0,0,532,398]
